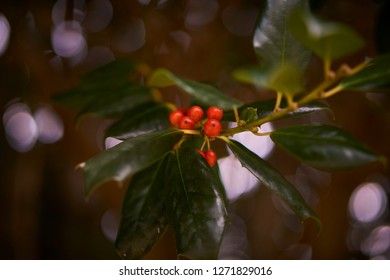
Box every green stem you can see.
[321,85,343,98]
[323,58,332,80]
[252,131,271,136]
[181,129,201,135]
[221,60,368,138]
[221,107,293,137]
[274,92,283,111]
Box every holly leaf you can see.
[105,102,171,140]
[288,9,364,61]
[165,148,228,259]
[81,58,135,83]
[253,0,310,72]
[233,63,304,96]
[115,157,169,259]
[223,138,321,230]
[340,53,390,92]
[147,68,243,110]
[53,80,129,109]
[270,125,385,171]
[77,84,153,119]
[53,58,136,109]
[78,129,183,197]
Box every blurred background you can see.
[1,0,390,259]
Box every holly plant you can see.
[54,0,389,259]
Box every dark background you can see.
[1,0,390,259]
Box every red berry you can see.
[197,149,205,158]
[169,110,184,127]
[177,107,187,115]
[187,106,204,122]
[205,150,217,167]
[203,119,222,138]
[206,106,223,120]
[179,116,195,129]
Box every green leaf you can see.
[165,147,228,259]
[147,68,243,110]
[77,84,153,119]
[224,138,320,229]
[253,0,310,72]
[115,157,169,259]
[270,125,385,171]
[52,59,136,109]
[81,58,135,83]
[105,102,170,140]
[79,129,183,197]
[233,63,304,95]
[53,80,128,109]
[288,9,364,61]
[239,107,258,123]
[223,99,332,122]
[340,53,390,92]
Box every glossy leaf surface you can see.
[225,138,320,229]
[53,80,129,109]
[77,84,153,119]
[53,59,135,109]
[340,53,390,91]
[147,68,243,110]
[81,58,135,83]
[115,158,168,259]
[165,148,228,259]
[271,125,384,171]
[253,0,310,72]
[105,102,170,140]
[288,9,364,60]
[233,63,304,95]
[80,129,183,197]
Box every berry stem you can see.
[206,137,211,150]
[233,107,240,124]
[200,139,207,151]
[180,129,201,135]
[173,135,187,151]
[274,91,283,112]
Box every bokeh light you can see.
[105,137,123,150]
[218,155,259,201]
[218,213,250,259]
[227,122,275,159]
[34,105,64,144]
[112,18,145,53]
[0,13,11,56]
[52,0,86,26]
[169,30,192,53]
[361,225,390,258]
[138,0,152,5]
[51,21,87,59]
[100,209,120,242]
[84,0,113,33]
[184,0,219,30]
[222,2,259,36]
[219,122,274,201]
[349,182,388,224]
[3,102,64,152]
[3,103,38,153]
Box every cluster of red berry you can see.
[197,149,217,167]
[169,105,224,167]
